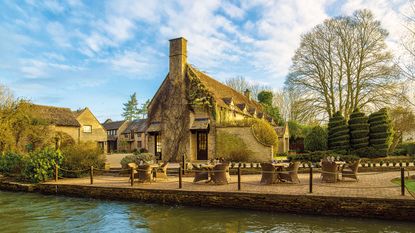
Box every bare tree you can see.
[286,10,402,120]
[400,2,415,81]
[225,76,270,100]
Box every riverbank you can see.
[1,173,415,222]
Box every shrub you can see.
[348,109,369,151]
[120,152,156,168]
[395,142,415,156]
[251,119,279,148]
[368,108,393,156]
[23,147,63,183]
[304,126,327,152]
[287,151,358,163]
[61,142,105,177]
[328,111,350,150]
[216,131,254,162]
[0,152,26,175]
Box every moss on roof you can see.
[29,104,80,127]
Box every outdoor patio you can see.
[47,170,414,200]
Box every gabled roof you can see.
[102,120,127,131]
[122,119,148,133]
[29,104,80,127]
[188,65,263,115]
[72,108,87,118]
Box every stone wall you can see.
[77,109,107,144]
[53,126,79,142]
[216,127,273,161]
[33,183,415,221]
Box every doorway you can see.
[196,132,208,160]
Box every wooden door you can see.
[197,132,208,160]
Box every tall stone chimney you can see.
[244,89,251,100]
[169,37,187,82]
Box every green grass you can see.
[392,178,415,193]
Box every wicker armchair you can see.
[155,162,169,180]
[137,164,152,183]
[192,164,209,183]
[279,162,300,183]
[260,163,276,185]
[341,159,360,181]
[211,163,230,185]
[321,161,338,183]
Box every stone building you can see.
[72,107,107,151]
[275,123,290,154]
[101,119,129,153]
[29,104,106,151]
[147,37,289,162]
[119,119,148,152]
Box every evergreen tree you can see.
[122,93,139,120]
[328,111,350,151]
[348,108,370,151]
[257,90,283,125]
[304,125,328,152]
[138,99,150,119]
[368,108,393,156]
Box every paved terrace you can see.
[47,170,414,200]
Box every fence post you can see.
[309,166,313,193]
[130,167,134,187]
[55,164,58,182]
[237,166,241,191]
[90,166,94,185]
[182,155,185,175]
[179,167,182,189]
[401,167,405,196]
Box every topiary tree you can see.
[328,111,350,151]
[304,126,328,152]
[348,108,369,151]
[368,108,393,156]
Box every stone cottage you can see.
[72,107,107,152]
[146,37,288,162]
[119,119,148,152]
[102,119,129,153]
[29,104,107,151]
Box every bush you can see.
[23,148,63,183]
[287,151,359,163]
[0,152,26,175]
[304,126,327,152]
[348,109,369,151]
[120,152,156,169]
[216,131,254,162]
[328,111,350,150]
[61,142,105,177]
[394,142,415,156]
[251,119,279,148]
[368,108,393,156]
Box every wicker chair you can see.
[279,162,301,183]
[127,163,138,182]
[192,164,209,183]
[341,159,361,181]
[321,161,338,183]
[260,163,276,185]
[211,163,230,185]
[155,162,169,180]
[137,164,152,183]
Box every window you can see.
[83,125,92,133]
[130,130,135,139]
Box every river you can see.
[0,191,414,233]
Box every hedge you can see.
[368,108,393,156]
[348,109,369,151]
[328,111,350,150]
[304,126,327,152]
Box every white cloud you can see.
[107,50,159,78]
[46,22,71,47]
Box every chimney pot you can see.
[244,89,251,100]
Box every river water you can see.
[0,191,414,233]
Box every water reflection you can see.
[0,191,413,233]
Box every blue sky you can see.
[0,0,409,121]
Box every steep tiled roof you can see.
[123,119,148,133]
[29,104,80,127]
[72,108,86,118]
[102,120,127,130]
[188,65,263,116]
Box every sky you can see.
[0,0,411,121]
